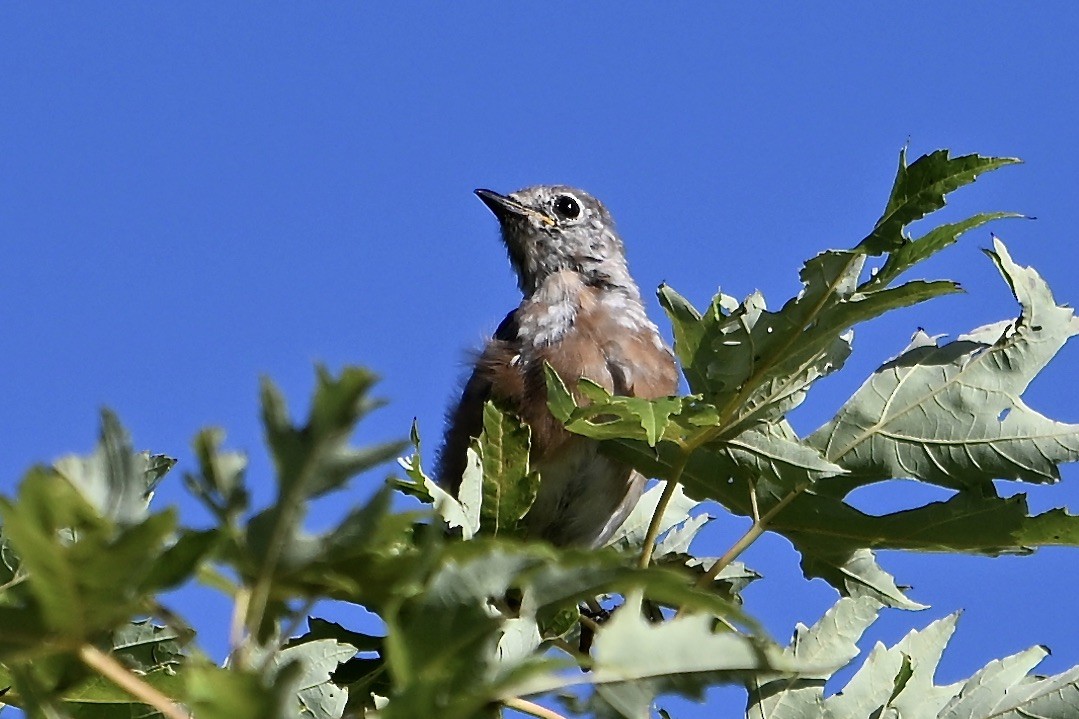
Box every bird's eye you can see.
[552,195,581,220]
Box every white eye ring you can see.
[552,194,582,220]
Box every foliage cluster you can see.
[1,149,1078,718]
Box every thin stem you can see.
[0,571,28,594]
[696,483,806,589]
[637,454,689,569]
[578,613,602,634]
[747,479,760,523]
[227,586,251,666]
[701,523,766,588]
[78,645,187,719]
[503,697,569,719]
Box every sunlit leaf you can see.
[813,239,1079,490]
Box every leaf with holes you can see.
[812,238,1079,490]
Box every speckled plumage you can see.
[437,185,679,547]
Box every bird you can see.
[436,185,679,548]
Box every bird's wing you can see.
[435,309,521,493]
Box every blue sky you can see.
[2,4,1078,716]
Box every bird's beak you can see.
[474,189,555,226]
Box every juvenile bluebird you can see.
[437,186,679,547]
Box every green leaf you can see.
[297,617,383,654]
[545,365,688,448]
[241,366,406,636]
[657,283,705,364]
[858,148,1019,254]
[586,590,782,682]
[827,613,960,717]
[260,366,406,504]
[282,485,430,611]
[60,666,184,715]
[142,528,219,592]
[544,361,578,424]
[475,402,539,537]
[382,541,755,718]
[52,409,174,525]
[381,546,553,719]
[605,422,843,507]
[109,620,187,672]
[55,623,187,711]
[812,238,1079,490]
[606,483,700,551]
[650,151,1014,442]
[671,556,761,602]
[706,421,846,493]
[184,428,249,526]
[608,439,1079,607]
[669,258,956,440]
[748,597,882,719]
[798,547,927,611]
[657,284,739,393]
[0,467,177,644]
[864,211,1024,290]
[275,638,357,719]
[945,649,1079,719]
[185,662,299,719]
[393,421,480,539]
[0,527,25,598]
[513,591,796,714]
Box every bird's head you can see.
[474,185,636,296]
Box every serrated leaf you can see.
[475,402,539,537]
[864,211,1024,290]
[260,367,406,504]
[53,410,173,525]
[753,604,1079,719]
[242,366,406,636]
[282,639,357,719]
[545,365,683,447]
[799,547,927,611]
[513,591,796,714]
[827,613,961,717]
[657,283,705,365]
[606,483,700,551]
[707,422,846,494]
[381,545,562,719]
[748,597,882,719]
[608,438,1079,607]
[110,620,187,671]
[544,362,578,423]
[656,151,1014,441]
[0,469,177,643]
[812,239,1079,490]
[297,617,383,655]
[653,514,711,558]
[858,148,1019,254]
[679,260,956,439]
[606,421,842,506]
[184,428,249,526]
[944,653,1079,719]
[383,541,758,718]
[679,557,760,599]
[658,285,739,393]
[393,422,480,539]
[289,484,429,610]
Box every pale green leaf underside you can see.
[812,238,1079,490]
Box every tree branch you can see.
[78,645,187,719]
